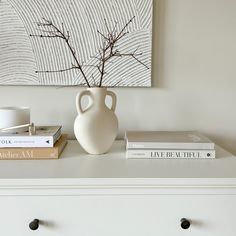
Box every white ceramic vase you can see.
[74,87,118,154]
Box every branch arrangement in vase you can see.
[30,17,149,87]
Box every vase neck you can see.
[88,88,107,107]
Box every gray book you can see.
[125,131,215,150]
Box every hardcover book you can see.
[125,131,215,150]
[0,126,61,148]
[0,134,67,160]
[126,149,215,159]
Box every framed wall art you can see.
[0,0,153,87]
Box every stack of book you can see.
[125,131,215,159]
[0,126,67,160]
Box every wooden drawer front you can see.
[0,195,235,236]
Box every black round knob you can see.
[181,218,191,229]
[29,219,39,230]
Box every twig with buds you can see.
[30,17,149,87]
[30,18,91,87]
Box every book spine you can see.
[127,142,215,150]
[0,148,58,159]
[0,136,54,148]
[126,149,215,159]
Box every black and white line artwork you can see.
[0,0,152,87]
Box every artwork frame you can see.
[0,0,153,87]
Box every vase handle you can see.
[106,90,117,112]
[76,90,91,115]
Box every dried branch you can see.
[113,51,150,70]
[30,16,149,87]
[114,16,135,42]
[35,66,78,73]
[97,30,109,40]
[94,16,149,86]
[30,34,64,39]
[30,18,91,87]
[104,18,110,35]
[131,55,150,70]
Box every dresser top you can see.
[0,140,235,183]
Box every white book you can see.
[126,149,215,159]
[0,126,61,148]
[125,131,215,150]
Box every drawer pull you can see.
[29,219,40,230]
[180,218,191,229]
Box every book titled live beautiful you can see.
[126,149,215,159]
[0,134,68,160]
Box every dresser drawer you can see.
[0,195,235,236]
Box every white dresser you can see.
[0,140,236,236]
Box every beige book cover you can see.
[0,134,68,160]
[125,131,215,150]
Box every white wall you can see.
[0,0,236,154]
